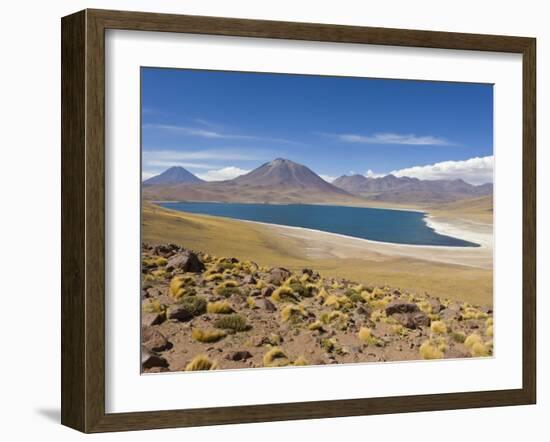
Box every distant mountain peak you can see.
[143,166,204,186]
[232,157,350,195]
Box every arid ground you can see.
[141,201,493,373]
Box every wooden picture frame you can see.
[61,8,536,433]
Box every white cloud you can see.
[196,167,250,181]
[146,160,214,170]
[143,123,255,140]
[142,149,266,162]
[144,124,305,145]
[331,132,452,146]
[319,174,336,183]
[365,169,384,178]
[390,155,493,185]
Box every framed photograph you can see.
[61,9,536,433]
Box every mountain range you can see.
[332,173,492,204]
[142,158,492,205]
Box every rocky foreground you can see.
[141,243,494,373]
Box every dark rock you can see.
[440,307,460,321]
[167,305,193,322]
[146,287,163,298]
[243,275,257,285]
[142,312,165,327]
[394,311,431,329]
[267,267,291,285]
[256,298,277,312]
[355,305,372,317]
[261,286,274,297]
[142,347,169,369]
[385,302,420,316]
[142,328,171,352]
[152,244,176,257]
[166,251,205,273]
[249,289,262,297]
[167,296,206,321]
[225,350,253,361]
[428,298,443,314]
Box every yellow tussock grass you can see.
[191,328,227,343]
[185,354,218,371]
[263,347,290,367]
[430,320,447,335]
[293,356,309,366]
[271,286,297,303]
[169,275,196,300]
[206,301,234,314]
[419,341,444,359]
[307,320,324,331]
[280,304,306,323]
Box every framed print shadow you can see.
[61,9,536,433]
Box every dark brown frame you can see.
[61,8,536,433]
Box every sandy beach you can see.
[256,215,493,270]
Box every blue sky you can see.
[141,68,493,185]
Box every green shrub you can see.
[450,330,466,343]
[213,314,249,332]
[215,286,241,297]
[347,292,365,304]
[178,295,207,316]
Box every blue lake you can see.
[158,202,479,247]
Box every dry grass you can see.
[464,333,491,357]
[185,354,218,371]
[246,297,256,309]
[142,299,164,314]
[263,347,290,367]
[206,301,234,314]
[419,341,444,359]
[320,311,348,329]
[324,295,352,310]
[307,320,324,331]
[293,356,309,366]
[357,327,381,346]
[271,286,298,303]
[280,304,306,323]
[169,275,196,300]
[191,328,227,343]
[430,321,447,335]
